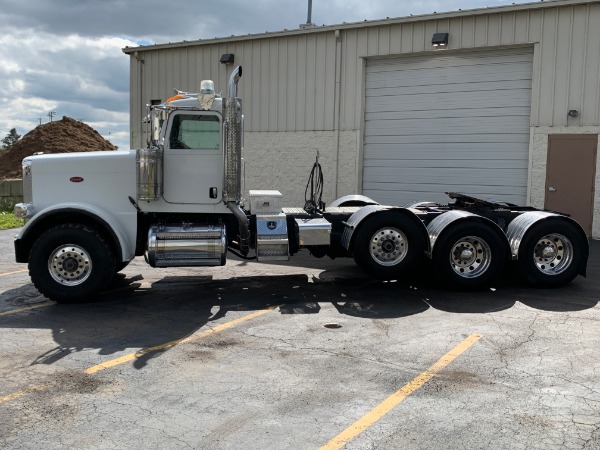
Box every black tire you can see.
[115,260,131,273]
[29,223,116,303]
[352,212,424,280]
[433,222,506,289]
[517,218,587,288]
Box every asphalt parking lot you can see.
[1,227,599,450]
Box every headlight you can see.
[14,203,34,218]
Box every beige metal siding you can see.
[127,1,600,146]
[129,33,338,145]
[335,3,600,130]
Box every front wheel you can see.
[517,219,587,288]
[29,224,116,303]
[352,212,424,280]
[115,260,131,273]
[433,222,506,289]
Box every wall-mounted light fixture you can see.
[432,33,449,48]
[568,109,579,118]
[220,53,235,64]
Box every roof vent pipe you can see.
[300,0,315,28]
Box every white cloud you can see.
[0,96,58,141]
[1,97,57,120]
[0,26,135,150]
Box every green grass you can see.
[0,210,24,230]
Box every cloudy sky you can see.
[1,0,534,150]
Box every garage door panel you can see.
[367,89,533,111]
[368,51,534,73]
[363,144,528,159]
[367,80,531,98]
[363,48,532,206]
[365,117,530,135]
[368,65,532,87]
[367,66,532,90]
[364,159,528,170]
[363,166,527,183]
[367,188,525,207]
[366,106,530,121]
[364,181,527,196]
[365,134,528,145]
[363,181,528,204]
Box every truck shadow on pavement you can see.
[0,267,596,370]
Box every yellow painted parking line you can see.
[0,384,47,405]
[85,306,280,374]
[320,333,482,450]
[0,269,28,277]
[0,306,280,405]
[0,301,55,317]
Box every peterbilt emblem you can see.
[267,221,277,230]
[70,177,84,183]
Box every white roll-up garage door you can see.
[363,48,533,206]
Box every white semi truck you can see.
[14,66,588,302]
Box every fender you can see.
[505,211,587,267]
[329,194,379,208]
[340,205,428,252]
[427,210,510,259]
[15,202,136,263]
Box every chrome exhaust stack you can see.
[223,66,250,255]
[223,66,243,203]
[227,65,242,98]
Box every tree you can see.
[1,128,21,151]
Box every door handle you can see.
[548,187,557,192]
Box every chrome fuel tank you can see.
[147,224,226,267]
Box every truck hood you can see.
[23,150,136,176]
[25,150,138,215]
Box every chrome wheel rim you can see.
[533,233,573,275]
[48,244,92,286]
[449,236,491,278]
[369,227,408,267]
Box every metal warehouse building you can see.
[123,0,600,237]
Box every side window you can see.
[169,114,220,150]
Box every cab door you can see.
[163,111,222,205]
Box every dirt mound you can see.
[0,116,118,179]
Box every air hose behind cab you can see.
[304,152,325,214]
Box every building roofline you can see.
[123,0,599,54]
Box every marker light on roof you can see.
[200,80,215,95]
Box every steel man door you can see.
[545,134,597,236]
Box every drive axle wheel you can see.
[29,223,116,303]
[369,227,408,266]
[532,234,573,275]
[449,236,492,278]
[433,222,505,289]
[353,212,424,279]
[518,219,587,288]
